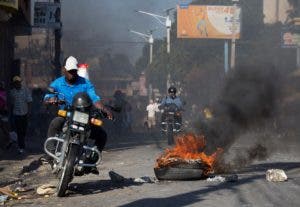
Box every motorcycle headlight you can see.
[73,111,89,124]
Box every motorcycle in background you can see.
[160,103,182,145]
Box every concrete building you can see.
[0,0,32,88]
[263,0,291,24]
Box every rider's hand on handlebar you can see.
[44,97,58,105]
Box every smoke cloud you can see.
[195,64,287,171]
[61,0,179,63]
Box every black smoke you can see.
[195,64,283,171]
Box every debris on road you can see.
[20,160,43,175]
[0,186,18,199]
[266,169,288,182]
[206,176,225,182]
[0,195,8,204]
[133,176,154,183]
[15,186,34,193]
[109,171,155,184]
[109,171,126,183]
[36,184,56,195]
[206,174,238,183]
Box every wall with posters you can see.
[33,2,60,28]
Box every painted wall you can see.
[263,0,290,24]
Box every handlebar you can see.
[44,98,66,106]
[44,87,67,106]
[91,107,115,121]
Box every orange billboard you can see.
[177,5,241,39]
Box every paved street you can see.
[1,132,300,207]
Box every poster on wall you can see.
[282,31,300,48]
[177,5,241,39]
[33,2,61,28]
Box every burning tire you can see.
[154,166,204,180]
[154,133,223,180]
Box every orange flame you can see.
[155,133,223,173]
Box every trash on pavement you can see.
[133,176,154,183]
[0,186,18,199]
[207,174,238,183]
[206,175,226,182]
[0,195,8,203]
[36,184,56,195]
[266,169,287,182]
[109,171,126,183]
[15,186,34,193]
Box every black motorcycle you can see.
[160,103,182,145]
[44,89,109,197]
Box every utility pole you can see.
[136,8,174,53]
[230,0,239,70]
[54,0,62,77]
[297,47,300,69]
[129,29,154,64]
[293,17,300,69]
[165,8,172,53]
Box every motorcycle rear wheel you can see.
[56,144,79,197]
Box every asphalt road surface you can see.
[2,132,300,207]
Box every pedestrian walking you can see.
[9,76,32,154]
[146,99,159,131]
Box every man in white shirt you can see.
[146,99,159,130]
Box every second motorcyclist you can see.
[159,86,183,123]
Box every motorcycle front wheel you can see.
[167,124,174,145]
[57,144,79,197]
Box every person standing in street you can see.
[9,76,32,154]
[146,99,159,132]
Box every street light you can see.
[129,29,154,64]
[135,8,174,53]
[231,0,239,70]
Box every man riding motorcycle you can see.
[159,86,183,122]
[44,56,113,173]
